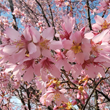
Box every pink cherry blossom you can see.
[60,16,75,40]
[40,87,68,106]
[63,31,91,64]
[92,14,110,32]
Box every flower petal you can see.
[3,45,18,55]
[5,28,21,41]
[42,27,54,40]
[28,42,37,55]
[94,15,104,25]
[30,26,40,43]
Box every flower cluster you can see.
[1,14,110,108]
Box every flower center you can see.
[101,20,109,30]
[71,44,82,54]
[54,92,60,100]
[42,58,54,69]
[16,41,25,48]
[39,39,50,50]
[66,102,72,109]
[23,60,33,69]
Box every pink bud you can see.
[77,91,81,99]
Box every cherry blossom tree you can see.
[0,0,110,110]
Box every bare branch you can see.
[83,78,103,110]
[86,0,92,30]
[8,0,18,30]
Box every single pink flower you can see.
[40,87,68,106]
[63,31,91,64]
[92,14,110,32]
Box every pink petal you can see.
[92,29,109,43]
[106,14,110,23]
[5,28,21,41]
[30,46,41,58]
[13,69,21,81]
[75,53,84,64]
[23,26,32,41]
[42,27,54,40]
[49,40,63,50]
[63,16,75,33]
[49,65,61,78]
[23,67,34,82]
[30,26,40,43]
[3,45,18,55]
[56,59,71,71]
[84,32,94,39]
[42,49,51,58]
[94,15,104,25]
[82,39,91,60]
[28,42,37,55]
[12,48,26,63]
[70,31,82,44]
[85,64,96,78]
[34,63,41,76]
[92,24,102,31]
[66,50,75,62]
[62,39,72,49]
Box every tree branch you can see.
[35,0,50,27]
[86,0,92,30]
[83,78,103,110]
[94,90,99,110]
[96,89,110,101]
[26,88,31,110]
[46,0,55,28]
[8,0,18,30]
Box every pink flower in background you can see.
[60,16,75,40]
[55,0,65,7]
[40,87,68,106]
[92,14,110,32]
[96,0,110,13]
[84,63,105,78]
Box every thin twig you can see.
[46,0,56,33]
[8,0,18,30]
[102,11,106,18]
[96,89,110,101]
[35,0,50,27]
[83,78,103,110]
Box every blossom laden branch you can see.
[35,0,50,27]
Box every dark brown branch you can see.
[16,89,27,110]
[46,0,56,33]
[61,69,77,88]
[20,0,38,21]
[26,88,31,110]
[35,0,50,27]
[102,11,106,18]
[8,0,18,30]
[83,78,103,110]
[94,90,99,110]
[86,0,92,30]
[96,89,110,101]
